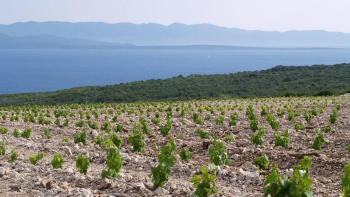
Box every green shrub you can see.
[324,124,332,133]
[88,121,98,129]
[75,120,85,128]
[264,156,313,197]
[114,124,124,133]
[140,118,151,135]
[110,134,123,148]
[224,133,235,143]
[160,118,173,136]
[9,149,18,162]
[192,165,217,197]
[29,152,44,165]
[193,113,203,124]
[249,119,259,132]
[102,147,123,178]
[101,121,112,131]
[209,139,229,166]
[21,128,32,139]
[261,106,269,116]
[0,127,8,134]
[312,131,325,150]
[251,127,265,145]
[216,115,224,125]
[330,108,338,124]
[44,128,51,139]
[267,114,280,131]
[13,128,21,138]
[74,130,87,145]
[128,126,145,152]
[274,130,290,148]
[151,139,177,189]
[342,163,350,197]
[255,154,269,170]
[179,147,193,161]
[76,154,90,174]
[196,128,210,139]
[246,104,256,120]
[294,122,305,132]
[229,112,239,127]
[0,141,5,156]
[304,112,313,124]
[51,153,64,169]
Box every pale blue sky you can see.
[1,0,349,32]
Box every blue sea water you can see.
[0,48,350,94]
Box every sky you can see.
[0,0,350,32]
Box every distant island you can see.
[0,22,350,48]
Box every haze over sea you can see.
[1,47,350,94]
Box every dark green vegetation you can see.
[0,64,349,105]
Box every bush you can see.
[74,130,87,145]
[342,163,350,197]
[0,141,5,156]
[274,130,290,148]
[88,121,98,129]
[251,127,265,146]
[330,108,338,124]
[9,149,18,162]
[196,128,211,139]
[179,147,193,161]
[101,121,112,131]
[209,139,229,166]
[101,147,123,178]
[192,165,217,197]
[312,131,325,150]
[110,134,123,148]
[76,154,90,174]
[324,124,332,133]
[51,153,64,169]
[267,114,280,131]
[216,115,224,125]
[246,104,256,120]
[75,120,85,127]
[261,106,269,116]
[114,123,124,133]
[140,118,151,135]
[29,152,44,165]
[151,139,177,189]
[13,128,21,138]
[160,118,173,136]
[0,127,8,134]
[264,156,313,197]
[193,113,203,124]
[21,128,32,139]
[249,119,259,132]
[128,126,145,152]
[294,122,305,132]
[229,112,239,127]
[224,133,235,143]
[44,128,51,139]
[255,154,269,170]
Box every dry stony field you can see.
[0,96,350,197]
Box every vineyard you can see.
[0,96,350,196]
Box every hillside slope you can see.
[0,64,350,105]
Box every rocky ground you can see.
[0,97,349,196]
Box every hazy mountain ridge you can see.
[0,22,350,47]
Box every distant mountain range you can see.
[0,22,350,48]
